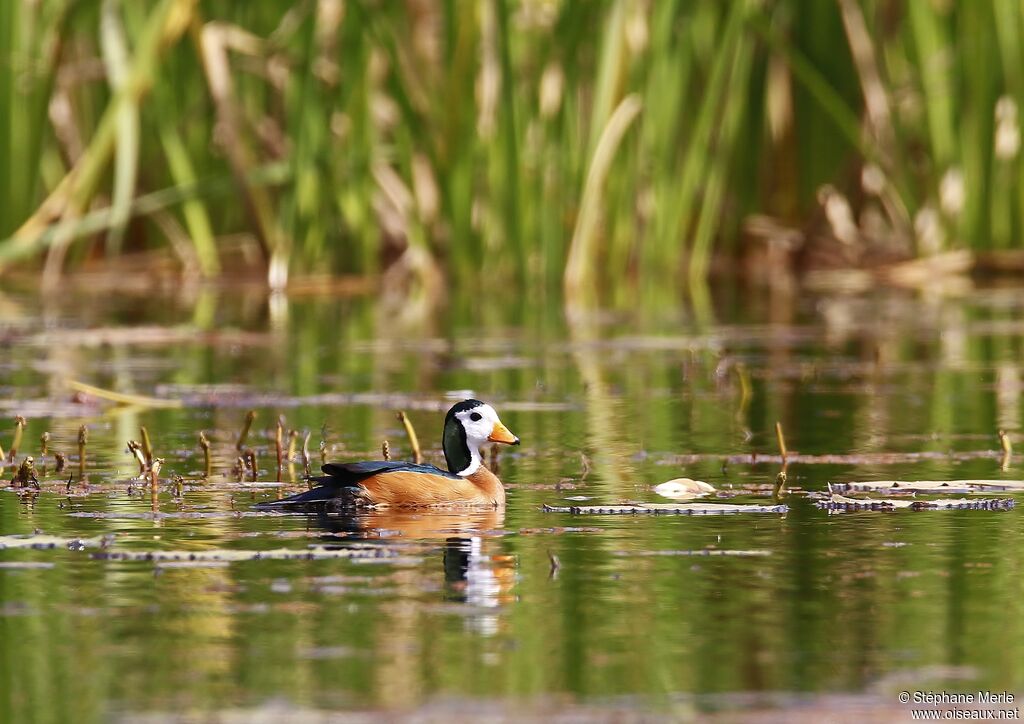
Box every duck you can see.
[261,399,519,509]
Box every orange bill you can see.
[488,421,520,445]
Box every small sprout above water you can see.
[9,416,26,462]
[127,440,148,475]
[773,471,788,499]
[237,410,257,451]
[999,429,1013,471]
[40,431,50,458]
[149,458,163,485]
[287,429,298,462]
[382,440,391,461]
[149,458,163,510]
[396,411,422,464]
[78,425,88,477]
[301,431,312,476]
[54,451,66,473]
[319,439,327,465]
[140,426,154,468]
[199,431,212,477]
[11,457,38,488]
[275,419,284,480]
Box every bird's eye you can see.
[470,412,482,422]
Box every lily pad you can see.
[543,502,788,515]
[818,494,1014,512]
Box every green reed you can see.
[0,1,1021,298]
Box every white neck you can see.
[457,443,482,477]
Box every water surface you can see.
[2,281,1023,721]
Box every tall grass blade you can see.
[564,94,642,305]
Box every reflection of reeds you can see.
[286,429,298,462]
[565,310,632,493]
[243,449,258,481]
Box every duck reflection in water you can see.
[311,507,516,631]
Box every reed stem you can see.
[78,425,88,478]
[236,410,256,451]
[275,419,284,481]
[775,421,788,462]
[396,411,422,464]
[9,416,25,462]
[199,431,211,477]
[302,431,312,477]
[140,426,153,468]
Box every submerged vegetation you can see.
[1,0,1023,301]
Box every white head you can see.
[443,400,519,476]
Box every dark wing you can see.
[321,460,459,484]
[254,460,460,510]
